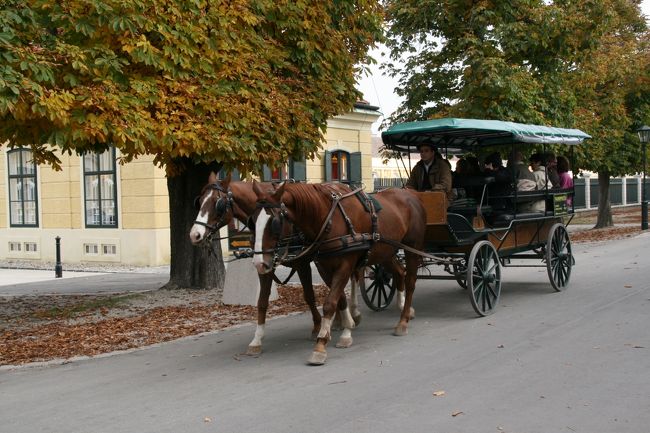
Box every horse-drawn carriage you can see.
[360,118,590,316]
[190,117,590,364]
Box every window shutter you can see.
[324,150,332,182]
[349,151,362,186]
[230,169,240,181]
[262,165,272,181]
[290,156,306,181]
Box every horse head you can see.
[251,180,290,274]
[188,172,234,245]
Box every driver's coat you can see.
[189,191,214,242]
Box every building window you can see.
[9,242,21,252]
[84,243,99,255]
[102,244,117,255]
[263,163,288,181]
[83,148,118,228]
[263,157,306,182]
[330,151,349,182]
[270,165,288,181]
[7,148,38,227]
[24,242,38,252]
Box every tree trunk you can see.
[594,171,613,228]
[164,159,226,290]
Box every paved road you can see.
[1,233,649,433]
[0,271,168,296]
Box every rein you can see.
[265,185,456,267]
[269,186,367,266]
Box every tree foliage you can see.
[384,0,648,158]
[384,1,648,228]
[0,0,383,175]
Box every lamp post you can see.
[637,125,650,230]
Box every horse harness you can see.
[258,186,461,268]
[257,186,381,268]
[192,182,235,235]
[193,182,297,284]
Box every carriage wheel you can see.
[453,260,468,290]
[360,264,397,311]
[467,241,502,317]
[546,223,573,292]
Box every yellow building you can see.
[0,104,380,266]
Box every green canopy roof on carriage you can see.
[381,118,591,152]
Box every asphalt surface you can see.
[0,270,169,296]
[1,232,649,433]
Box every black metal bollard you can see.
[642,201,648,230]
[55,236,62,278]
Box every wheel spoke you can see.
[379,282,389,307]
[483,285,493,311]
[366,280,377,296]
[369,282,378,304]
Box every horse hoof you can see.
[246,345,262,356]
[393,326,408,337]
[307,350,327,365]
[335,336,353,348]
[352,313,362,326]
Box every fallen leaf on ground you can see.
[452,411,464,417]
[432,390,446,397]
[204,417,212,423]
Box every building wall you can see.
[0,108,379,267]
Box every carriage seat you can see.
[447,200,492,221]
[489,211,547,227]
[447,213,486,245]
[452,175,495,188]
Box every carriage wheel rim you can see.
[547,224,572,291]
[468,241,501,316]
[361,264,396,311]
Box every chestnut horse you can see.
[188,173,357,354]
[253,182,426,365]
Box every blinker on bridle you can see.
[253,201,291,264]
[193,183,233,233]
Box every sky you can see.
[356,1,650,133]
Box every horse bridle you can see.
[253,201,294,268]
[193,183,234,239]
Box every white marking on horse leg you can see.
[397,290,406,312]
[317,317,332,341]
[252,211,271,272]
[349,277,360,319]
[335,327,354,348]
[335,307,354,348]
[249,324,265,348]
[340,307,355,330]
[189,191,213,243]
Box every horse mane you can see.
[284,183,352,219]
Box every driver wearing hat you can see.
[405,143,453,200]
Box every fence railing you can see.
[374,175,649,210]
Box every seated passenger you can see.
[483,152,512,210]
[520,153,552,213]
[557,156,573,206]
[529,153,553,190]
[406,143,453,201]
[544,152,561,188]
[507,150,536,191]
[453,156,485,202]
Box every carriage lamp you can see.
[637,125,650,230]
